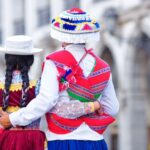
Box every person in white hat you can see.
[0,8,119,150]
[0,35,46,150]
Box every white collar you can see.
[64,44,86,52]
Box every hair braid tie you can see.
[20,85,29,107]
[20,66,30,107]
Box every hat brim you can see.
[0,47,43,55]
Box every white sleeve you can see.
[99,75,119,116]
[9,60,59,126]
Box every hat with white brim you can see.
[0,35,43,55]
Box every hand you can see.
[96,108,104,115]
[0,111,12,129]
[94,101,103,115]
[94,101,101,110]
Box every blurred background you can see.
[0,0,150,150]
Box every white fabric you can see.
[50,28,100,43]
[10,44,119,141]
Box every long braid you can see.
[3,55,17,111]
[2,67,13,110]
[19,55,34,107]
[20,66,30,107]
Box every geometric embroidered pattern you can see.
[45,50,114,135]
[91,81,108,89]
[71,83,92,94]
[52,60,110,102]
[0,80,37,92]
[89,67,110,78]
[50,115,78,131]
[53,60,110,79]
[53,60,66,69]
[68,88,94,102]
[89,125,108,131]
[85,114,112,120]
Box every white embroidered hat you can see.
[0,35,43,55]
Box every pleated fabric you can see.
[0,130,45,150]
[48,139,108,150]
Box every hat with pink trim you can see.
[50,8,100,43]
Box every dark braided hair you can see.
[3,54,34,110]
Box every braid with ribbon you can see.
[2,55,17,111]
[2,67,13,111]
[20,66,30,107]
[18,55,34,107]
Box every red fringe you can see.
[0,130,45,150]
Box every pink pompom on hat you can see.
[50,8,100,43]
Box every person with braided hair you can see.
[0,35,46,150]
[3,54,34,110]
[0,8,119,150]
